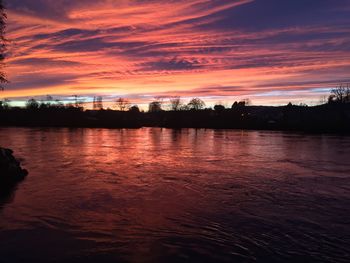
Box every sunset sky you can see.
[3,0,350,108]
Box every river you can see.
[0,128,349,262]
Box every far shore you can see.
[1,103,349,133]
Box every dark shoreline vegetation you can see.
[1,85,349,132]
[0,147,28,188]
[0,102,349,133]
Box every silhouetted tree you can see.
[93,96,104,110]
[39,95,54,109]
[129,105,140,113]
[149,100,162,112]
[72,95,85,109]
[39,102,48,110]
[329,84,350,103]
[232,100,247,109]
[115,98,130,111]
[214,104,225,112]
[0,97,9,109]
[188,98,205,110]
[92,97,97,109]
[26,98,39,109]
[169,96,182,111]
[0,0,7,90]
[328,95,335,104]
[180,104,190,111]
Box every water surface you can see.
[0,128,349,262]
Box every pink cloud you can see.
[3,0,350,106]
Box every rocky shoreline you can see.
[0,148,28,185]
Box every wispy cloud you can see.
[3,0,350,106]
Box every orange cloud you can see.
[3,0,350,107]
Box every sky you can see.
[2,0,350,108]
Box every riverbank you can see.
[0,103,349,132]
[0,147,28,185]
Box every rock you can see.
[0,148,28,185]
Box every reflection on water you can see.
[0,128,349,262]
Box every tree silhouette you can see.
[72,95,85,109]
[214,104,225,112]
[26,98,39,110]
[169,96,182,111]
[93,96,104,110]
[129,105,140,113]
[0,97,9,109]
[329,83,350,103]
[188,98,205,110]
[179,104,190,111]
[149,99,162,112]
[232,99,250,109]
[0,0,7,90]
[115,98,130,111]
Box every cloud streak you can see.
[3,0,350,106]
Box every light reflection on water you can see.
[0,127,349,262]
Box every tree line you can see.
[2,83,349,113]
[0,95,247,112]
